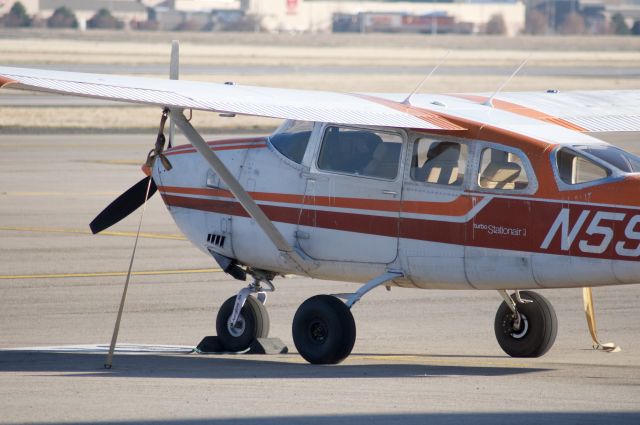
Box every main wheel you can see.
[494,291,557,358]
[292,295,356,365]
[216,295,270,352]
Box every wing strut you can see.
[171,110,313,275]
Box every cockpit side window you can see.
[410,138,467,186]
[270,120,313,164]
[556,148,610,185]
[317,126,402,180]
[478,147,529,190]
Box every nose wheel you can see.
[494,290,557,357]
[216,295,270,352]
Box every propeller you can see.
[89,176,158,234]
[89,108,171,235]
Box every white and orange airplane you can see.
[1,61,639,364]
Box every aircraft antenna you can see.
[484,56,530,107]
[402,50,451,106]
[168,40,180,147]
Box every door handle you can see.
[382,190,398,196]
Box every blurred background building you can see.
[1,0,638,35]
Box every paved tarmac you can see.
[1,133,640,424]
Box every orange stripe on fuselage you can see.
[449,94,587,132]
[158,185,478,216]
[164,143,267,156]
[168,137,266,151]
[0,75,16,88]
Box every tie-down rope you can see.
[104,176,155,369]
[583,287,621,353]
[104,109,171,369]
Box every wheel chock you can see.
[248,338,288,355]
[195,336,288,355]
[196,336,226,353]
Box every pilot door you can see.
[296,125,404,263]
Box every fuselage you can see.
[153,96,640,291]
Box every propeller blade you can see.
[90,176,157,234]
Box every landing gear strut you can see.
[494,290,558,357]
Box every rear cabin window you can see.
[270,120,313,164]
[556,148,610,185]
[478,147,529,190]
[317,126,402,180]
[410,139,467,186]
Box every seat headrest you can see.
[372,143,399,161]
[427,142,460,162]
[481,162,521,184]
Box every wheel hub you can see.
[227,315,246,338]
[509,313,529,339]
[308,320,328,345]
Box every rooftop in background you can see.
[40,0,146,12]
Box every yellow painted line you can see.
[0,226,186,240]
[1,191,121,197]
[356,354,530,369]
[89,160,142,166]
[0,268,221,280]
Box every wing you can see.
[445,91,640,133]
[0,66,462,131]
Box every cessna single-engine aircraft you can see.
[1,63,639,364]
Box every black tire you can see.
[292,295,356,365]
[494,291,557,358]
[216,295,270,352]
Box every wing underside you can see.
[0,66,462,131]
[2,66,637,133]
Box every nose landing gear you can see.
[215,270,275,352]
[216,294,270,352]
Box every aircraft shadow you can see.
[8,412,640,425]
[0,350,549,380]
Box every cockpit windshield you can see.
[574,145,640,173]
[269,120,313,164]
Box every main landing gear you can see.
[293,271,403,364]
[494,290,558,357]
[292,295,356,364]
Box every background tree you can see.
[131,8,159,31]
[87,9,123,29]
[524,9,548,35]
[4,1,31,27]
[558,12,585,34]
[47,6,78,29]
[175,18,203,31]
[611,13,630,35]
[485,13,507,35]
